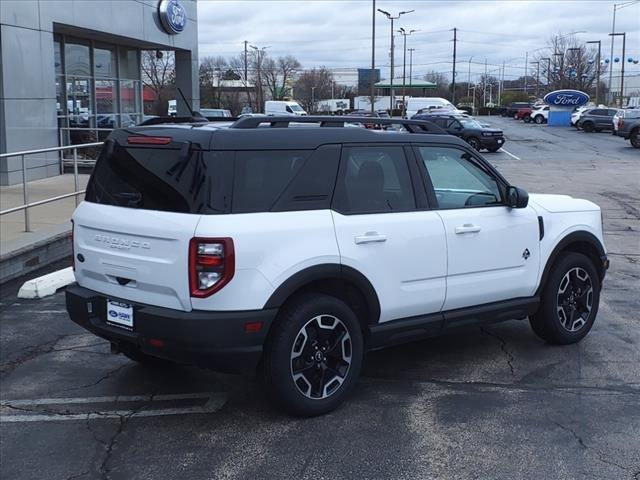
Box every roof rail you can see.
[229,115,447,134]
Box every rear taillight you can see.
[127,136,172,145]
[189,238,234,298]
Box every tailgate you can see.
[73,201,200,311]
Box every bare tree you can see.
[263,55,302,100]
[423,71,449,98]
[141,50,175,115]
[199,55,227,108]
[294,67,335,112]
[534,33,607,97]
[229,54,255,112]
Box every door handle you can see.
[455,224,481,234]
[355,232,387,244]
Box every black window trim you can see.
[331,142,421,216]
[412,142,511,211]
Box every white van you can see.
[406,97,458,118]
[265,100,307,116]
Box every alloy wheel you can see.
[556,267,593,332]
[467,137,481,150]
[290,315,352,400]
[631,131,640,148]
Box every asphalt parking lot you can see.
[1,117,638,480]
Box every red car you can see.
[515,107,532,122]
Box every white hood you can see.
[528,193,600,214]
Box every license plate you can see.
[106,300,134,330]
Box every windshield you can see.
[289,104,304,112]
[458,118,483,129]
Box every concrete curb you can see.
[17,267,76,299]
[0,228,72,284]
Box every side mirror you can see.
[506,186,529,209]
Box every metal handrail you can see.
[0,142,104,232]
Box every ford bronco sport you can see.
[66,116,608,416]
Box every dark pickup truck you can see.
[412,112,505,152]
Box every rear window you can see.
[85,142,231,214]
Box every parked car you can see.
[576,108,617,132]
[265,100,307,116]
[412,112,505,152]
[571,106,590,126]
[502,102,531,117]
[66,115,608,416]
[530,105,550,124]
[200,108,232,119]
[516,107,532,122]
[615,110,640,148]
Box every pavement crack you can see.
[46,363,129,396]
[480,326,515,376]
[66,471,91,480]
[553,421,587,449]
[0,334,81,377]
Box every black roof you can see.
[114,115,469,151]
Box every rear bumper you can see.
[65,284,277,373]
[615,129,630,139]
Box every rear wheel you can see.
[466,136,481,150]
[534,115,545,124]
[630,129,640,148]
[524,115,531,123]
[582,121,595,133]
[261,294,363,416]
[530,252,600,344]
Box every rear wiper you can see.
[166,141,193,181]
[112,192,142,207]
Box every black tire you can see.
[524,115,531,123]
[261,293,363,416]
[466,136,481,150]
[582,121,594,133]
[630,129,640,148]
[121,345,177,367]
[529,252,600,345]
[534,115,544,124]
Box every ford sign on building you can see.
[544,90,590,127]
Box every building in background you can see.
[0,0,199,185]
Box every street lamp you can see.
[250,44,269,112]
[467,56,474,99]
[531,61,540,98]
[586,40,602,105]
[609,32,627,107]
[608,1,637,104]
[541,57,552,88]
[398,27,417,117]
[408,47,415,93]
[377,8,414,113]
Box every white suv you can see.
[530,105,550,124]
[66,116,608,416]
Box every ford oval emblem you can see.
[543,89,590,107]
[108,310,118,318]
[158,0,187,35]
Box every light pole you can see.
[370,0,376,114]
[311,86,317,113]
[377,8,414,113]
[398,27,417,117]
[608,2,637,103]
[609,32,627,107]
[250,44,269,112]
[586,40,602,105]
[531,61,540,98]
[541,57,551,89]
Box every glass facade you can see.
[54,34,142,148]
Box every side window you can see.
[232,150,309,213]
[333,146,416,214]
[591,109,605,116]
[286,106,293,113]
[417,146,504,209]
[608,109,617,117]
[446,118,460,129]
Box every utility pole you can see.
[399,28,416,117]
[500,60,505,105]
[531,61,540,97]
[250,44,269,112]
[408,48,415,92]
[467,56,474,99]
[586,40,601,105]
[524,51,528,95]
[483,58,487,107]
[451,27,458,104]
[370,0,376,114]
[377,8,414,113]
[554,52,564,89]
[244,40,249,109]
[610,32,627,107]
[542,57,551,89]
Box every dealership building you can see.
[0,0,199,185]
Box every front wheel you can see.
[529,252,600,344]
[466,136,481,150]
[487,146,501,153]
[583,122,595,133]
[630,129,640,148]
[261,294,363,416]
[534,115,544,124]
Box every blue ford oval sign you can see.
[543,89,590,107]
[158,0,187,35]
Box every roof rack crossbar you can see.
[229,115,447,134]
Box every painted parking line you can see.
[0,392,227,423]
[500,148,521,160]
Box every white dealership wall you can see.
[0,0,199,185]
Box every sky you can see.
[197,0,640,83]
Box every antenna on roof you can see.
[177,87,206,120]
